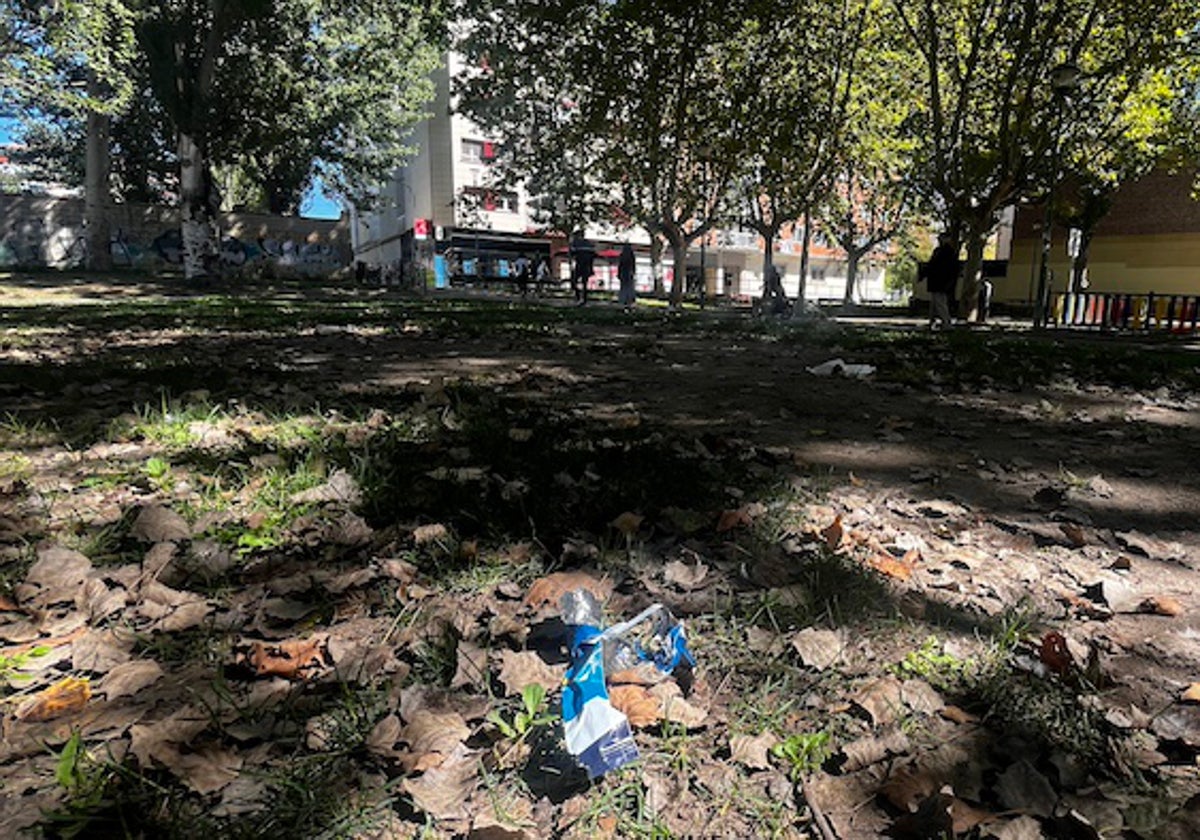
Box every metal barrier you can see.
[1052,292,1200,333]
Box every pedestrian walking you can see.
[514,253,531,297]
[569,232,595,305]
[924,233,961,330]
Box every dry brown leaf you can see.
[16,676,92,722]
[729,732,778,770]
[852,676,905,727]
[848,471,865,487]
[496,649,564,696]
[608,668,657,686]
[1181,683,1200,703]
[939,705,979,725]
[950,798,997,834]
[413,523,450,546]
[246,637,328,680]
[822,514,844,551]
[867,552,914,581]
[608,684,661,728]
[1140,596,1184,617]
[131,505,191,542]
[881,767,940,812]
[1059,523,1088,548]
[524,571,611,609]
[715,507,752,533]
[165,746,243,795]
[401,743,479,823]
[610,511,645,535]
[97,659,164,700]
[401,709,470,768]
[1038,631,1073,676]
[450,640,489,690]
[663,559,709,590]
[367,714,403,756]
[649,682,708,728]
[840,730,912,772]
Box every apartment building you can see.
[350,53,889,303]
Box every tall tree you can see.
[891,0,1200,320]
[728,0,869,300]
[134,0,441,280]
[2,0,136,271]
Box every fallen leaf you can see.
[1181,684,1200,704]
[165,746,243,795]
[716,507,752,533]
[881,767,940,812]
[1059,523,1088,548]
[663,559,709,590]
[994,760,1057,817]
[610,511,644,535]
[852,676,905,727]
[450,640,489,690]
[1038,631,1073,677]
[821,514,844,551]
[840,729,912,772]
[848,472,865,487]
[496,650,564,696]
[402,743,479,823]
[791,627,843,670]
[97,659,164,700]
[1140,596,1184,617]
[245,637,328,680]
[649,682,707,728]
[950,798,997,834]
[401,709,470,770]
[413,523,450,546]
[868,552,914,581]
[609,684,661,728]
[367,714,402,756]
[939,705,979,725]
[524,571,611,609]
[16,676,91,722]
[730,732,777,770]
[131,505,191,542]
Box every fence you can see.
[1051,292,1200,333]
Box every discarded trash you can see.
[806,358,876,378]
[560,589,695,778]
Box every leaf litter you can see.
[1,285,1200,837]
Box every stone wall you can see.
[0,195,352,275]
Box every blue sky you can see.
[2,115,343,219]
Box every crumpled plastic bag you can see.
[560,590,695,778]
[806,357,876,378]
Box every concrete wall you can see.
[1004,168,1200,301]
[0,195,352,275]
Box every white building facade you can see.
[350,53,890,303]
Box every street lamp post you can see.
[1034,61,1081,328]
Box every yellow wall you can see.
[1002,234,1200,302]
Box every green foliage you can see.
[770,730,831,780]
[487,683,554,741]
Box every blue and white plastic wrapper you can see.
[561,624,639,778]
[560,593,696,779]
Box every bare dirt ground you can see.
[1,275,1199,838]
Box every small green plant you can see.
[487,683,554,741]
[143,456,173,490]
[770,730,831,780]
[0,645,51,694]
[893,636,975,690]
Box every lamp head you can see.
[1050,62,1081,96]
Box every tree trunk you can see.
[842,249,860,305]
[797,211,812,306]
[760,232,774,278]
[668,235,687,308]
[84,73,112,273]
[178,131,214,281]
[649,235,665,297]
[959,230,987,322]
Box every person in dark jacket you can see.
[569,233,595,305]
[925,233,961,330]
[617,243,636,310]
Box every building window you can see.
[461,139,497,164]
[463,187,518,214]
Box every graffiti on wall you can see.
[1,221,348,276]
